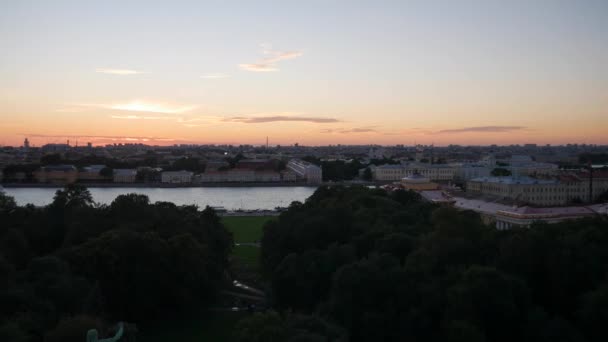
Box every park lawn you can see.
[222,216,274,243]
[141,311,245,342]
[232,245,260,268]
[142,217,271,342]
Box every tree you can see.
[45,315,104,342]
[99,167,113,178]
[65,230,175,321]
[234,311,287,342]
[491,168,511,176]
[362,167,372,181]
[0,228,31,269]
[0,191,17,211]
[596,189,608,203]
[51,184,94,209]
[445,266,529,342]
[577,284,608,342]
[443,320,485,342]
[234,311,346,342]
[40,153,64,165]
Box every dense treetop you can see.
[0,185,232,341]
[254,186,608,342]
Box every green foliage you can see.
[579,153,608,164]
[51,184,94,209]
[234,311,346,342]
[320,160,365,181]
[0,321,29,342]
[302,156,366,181]
[166,157,205,172]
[362,167,372,181]
[234,311,287,342]
[0,191,17,211]
[222,216,272,243]
[99,167,113,178]
[491,168,512,176]
[233,245,261,269]
[226,153,246,168]
[141,311,244,342]
[40,153,65,165]
[597,189,608,203]
[261,185,608,342]
[44,315,104,342]
[0,185,233,339]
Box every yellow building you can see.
[34,165,78,184]
[400,173,439,191]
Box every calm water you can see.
[4,187,317,210]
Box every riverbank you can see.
[4,186,317,210]
[1,181,319,188]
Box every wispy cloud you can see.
[239,44,303,72]
[54,108,84,113]
[77,100,197,114]
[23,133,176,143]
[111,115,173,120]
[95,68,145,75]
[225,115,340,124]
[201,73,230,79]
[437,126,526,134]
[321,127,378,134]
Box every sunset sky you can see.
[1,0,607,146]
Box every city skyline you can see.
[2,1,607,147]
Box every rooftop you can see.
[469,176,557,185]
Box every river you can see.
[3,186,317,210]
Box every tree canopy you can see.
[0,187,232,341]
[257,186,608,342]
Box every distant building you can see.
[372,163,457,182]
[254,171,281,182]
[161,170,193,184]
[113,169,137,183]
[79,165,108,182]
[235,159,274,170]
[453,196,600,229]
[34,165,78,184]
[41,143,70,153]
[281,170,297,182]
[287,159,322,184]
[197,169,282,183]
[205,160,229,171]
[453,163,492,181]
[400,173,439,191]
[466,172,608,206]
[508,155,558,177]
[495,206,596,229]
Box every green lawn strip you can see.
[222,216,274,243]
[232,245,260,268]
[140,311,245,342]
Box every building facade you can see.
[287,159,323,184]
[113,169,137,183]
[161,170,194,184]
[372,163,457,182]
[466,172,608,206]
[34,165,78,184]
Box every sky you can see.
[1,0,607,146]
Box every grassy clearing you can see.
[222,216,274,243]
[232,245,260,268]
[142,217,272,341]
